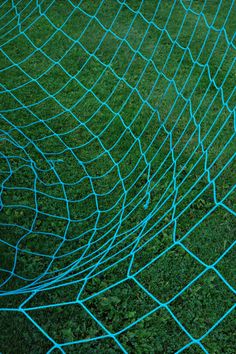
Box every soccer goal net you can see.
[0,0,235,353]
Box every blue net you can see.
[0,0,235,352]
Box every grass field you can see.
[0,0,235,353]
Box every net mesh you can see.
[0,0,235,352]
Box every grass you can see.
[0,0,235,353]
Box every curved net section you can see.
[0,0,235,352]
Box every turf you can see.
[0,0,235,353]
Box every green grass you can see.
[0,0,235,353]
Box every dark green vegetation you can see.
[0,0,235,353]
